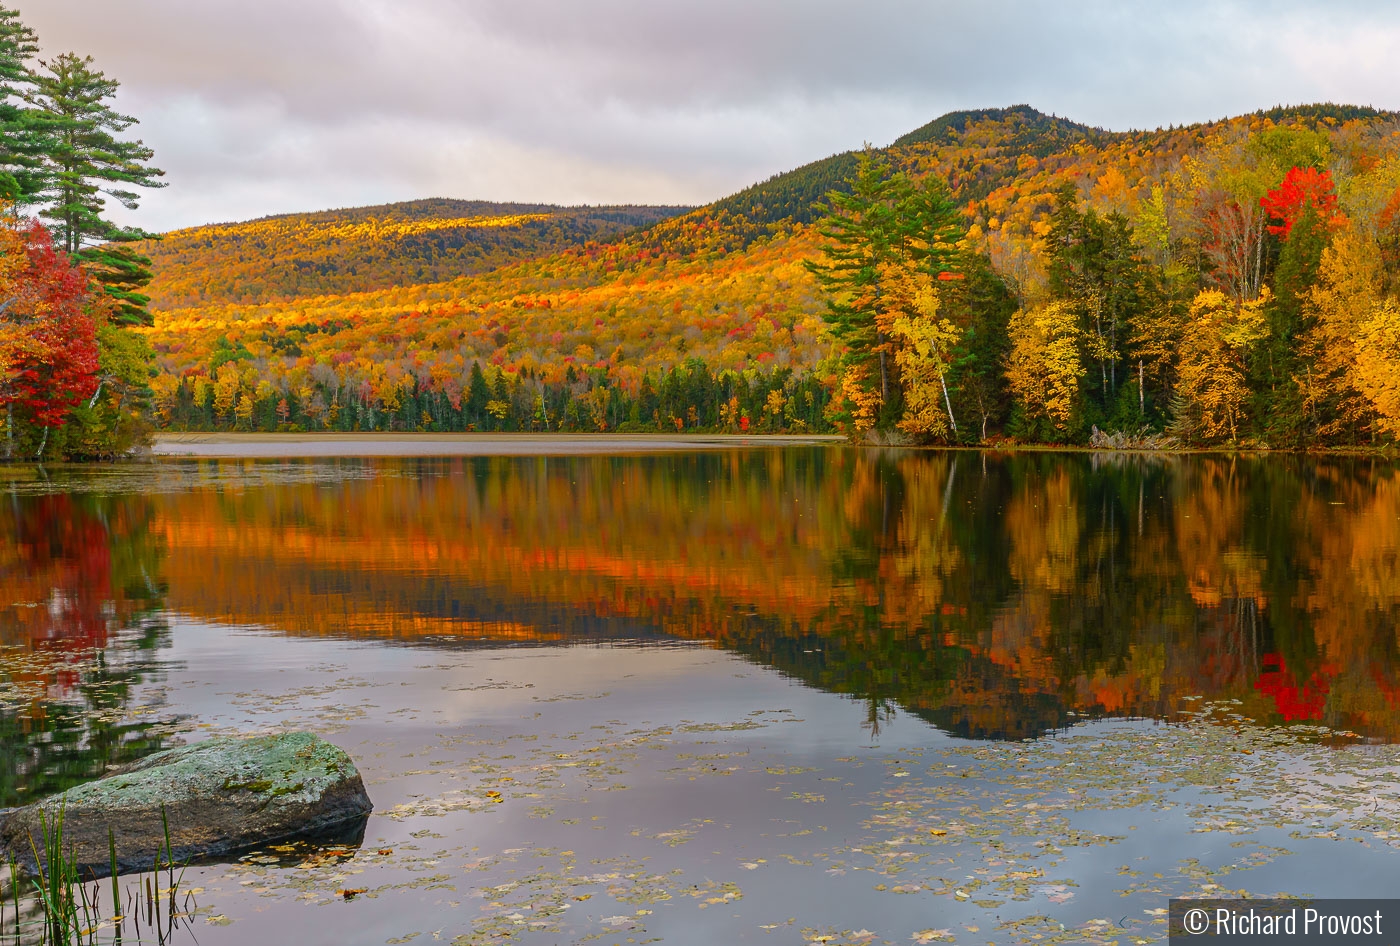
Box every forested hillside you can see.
[135,201,689,309]
[143,103,1400,447]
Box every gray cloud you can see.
[16,1,1400,232]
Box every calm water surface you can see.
[4,449,1400,945]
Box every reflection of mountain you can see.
[138,452,1400,741]
[0,495,178,806]
[25,451,1400,743]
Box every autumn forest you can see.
[134,103,1400,450]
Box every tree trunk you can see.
[1139,361,1145,416]
[4,403,10,461]
[1110,309,1118,395]
[939,371,957,435]
[35,425,48,461]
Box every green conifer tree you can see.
[0,6,50,202]
[29,52,165,325]
[806,149,905,409]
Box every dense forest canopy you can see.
[140,102,1400,448]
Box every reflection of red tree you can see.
[6,495,114,653]
[1254,653,1335,721]
[1370,666,1400,711]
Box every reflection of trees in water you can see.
[139,451,1400,742]
[707,453,1400,740]
[0,493,176,807]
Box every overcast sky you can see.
[19,1,1400,233]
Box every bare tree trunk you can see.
[1252,215,1264,301]
[1110,312,1117,395]
[1139,360,1145,416]
[35,425,48,461]
[1095,298,1108,398]
[939,371,957,435]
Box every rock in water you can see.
[0,732,373,878]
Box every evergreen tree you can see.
[943,252,1016,441]
[1046,185,1150,414]
[1254,204,1329,446]
[0,6,50,202]
[810,154,973,437]
[902,173,964,279]
[466,361,489,427]
[806,149,905,412]
[29,53,164,326]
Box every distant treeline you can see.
[154,360,834,435]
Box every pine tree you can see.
[29,53,164,325]
[0,6,50,202]
[901,173,963,279]
[1045,184,1150,416]
[806,149,905,414]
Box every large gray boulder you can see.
[0,732,373,879]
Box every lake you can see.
[4,447,1400,945]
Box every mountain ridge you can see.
[137,201,691,310]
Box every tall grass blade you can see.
[109,828,122,944]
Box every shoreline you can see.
[142,432,1400,461]
[151,432,846,458]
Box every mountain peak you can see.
[892,105,1102,149]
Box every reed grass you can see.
[0,805,195,945]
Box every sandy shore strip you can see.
[152,432,845,458]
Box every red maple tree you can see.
[1259,166,1345,239]
[1,218,100,432]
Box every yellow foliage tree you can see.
[839,365,883,436]
[1354,299,1400,438]
[212,363,241,419]
[1175,288,1270,442]
[1299,226,1383,437]
[720,395,740,430]
[1005,301,1083,435]
[886,271,962,439]
[234,393,256,428]
[149,373,180,424]
[764,389,787,429]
